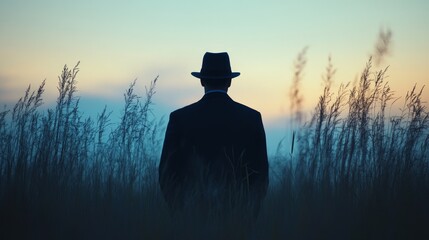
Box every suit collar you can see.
[201,91,232,101]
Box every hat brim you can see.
[191,72,240,79]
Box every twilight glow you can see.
[1,0,428,153]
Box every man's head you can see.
[191,52,239,92]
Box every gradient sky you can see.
[1,0,428,153]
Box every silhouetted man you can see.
[159,52,268,218]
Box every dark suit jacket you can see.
[159,92,268,213]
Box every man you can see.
[159,52,268,217]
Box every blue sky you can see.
[1,0,428,153]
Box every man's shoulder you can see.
[169,101,200,117]
[230,100,261,118]
[170,95,261,119]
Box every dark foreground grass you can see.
[0,59,428,239]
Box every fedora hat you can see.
[191,52,240,79]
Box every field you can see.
[0,56,428,239]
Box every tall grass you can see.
[270,56,429,239]
[0,64,165,239]
[0,55,428,239]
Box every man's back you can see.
[159,92,268,215]
[172,92,265,163]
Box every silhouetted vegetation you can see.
[0,64,164,239]
[269,54,428,239]
[1,55,428,239]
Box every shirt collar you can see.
[204,90,227,95]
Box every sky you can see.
[1,0,428,153]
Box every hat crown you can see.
[201,52,232,76]
[191,52,240,79]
